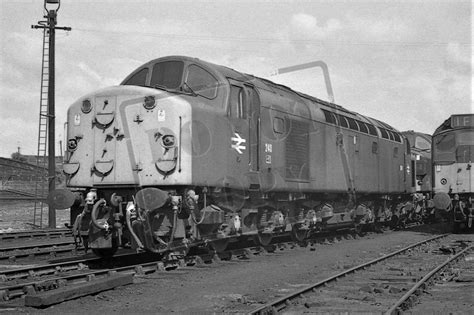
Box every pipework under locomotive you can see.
[52,56,419,257]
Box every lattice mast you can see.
[32,0,71,228]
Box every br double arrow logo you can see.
[231,132,246,154]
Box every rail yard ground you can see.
[1,210,472,314]
[0,201,69,232]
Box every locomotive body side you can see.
[59,55,419,257]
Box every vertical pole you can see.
[47,9,56,228]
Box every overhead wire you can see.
[73,27,472,47]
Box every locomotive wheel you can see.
[254,231,273,246]
[291,225,308,242]
[92,246,118,258]
[210,238,230,253]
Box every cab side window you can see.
[229,85,246,119]
[122,68,148,86]
[186,65,218,99]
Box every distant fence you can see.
[0,157,63,201]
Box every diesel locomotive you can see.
[53,56,419,257]
[432,114,474,232]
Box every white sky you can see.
[0,0,472,158]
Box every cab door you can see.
[245,84,260,173]
[227,80,261,187]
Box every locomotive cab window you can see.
[347,117,358,131]
[455,131,474,163]
[338,115,349,128]
[380,128,389,140]
[184,65,218,99]
[433,133,455,162]
[229,85,246,119]
[456,145,474,163]
[357,121,369,134]
[150,61,184,89]
[322,109,337,125]
[273,117,285,134]
[367,124,377,136]
[122,68,148,87]
[393,132,402,143]
[415,136,431,152]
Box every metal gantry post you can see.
[32,0,71,228]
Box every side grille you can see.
[285,119,310,180]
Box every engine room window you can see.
[150,61,184,89]
[185,65,218,99]
[122,68,148,86]
[229,85,246,119]
[273,117,285,134]
[372,142,378,154]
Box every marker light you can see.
[67,138,78,151]
[143,95,156,110]
[162,135,175,148]
[81,99,92,113]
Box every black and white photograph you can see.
[0,0,473,313]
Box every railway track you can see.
[0,240,82,263]
[0,223,444,307]
[0,228,72,241]
[250,234,473,314]
[0,229,80,263]
[0,227,363,304]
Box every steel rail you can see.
[250,234,448,314]
[0,244,82,262]
[0,240,75,252]
[386,244,474,314]
[0,253,127,281]
[0,257,172,301]
[0,229,71,241]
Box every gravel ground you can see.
[0,201,69,231]
[4,223,471,314]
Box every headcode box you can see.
[451,114,474,128]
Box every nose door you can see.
[92,96,117,184]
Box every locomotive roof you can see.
[433,114,474,135]
[125,55,399,131]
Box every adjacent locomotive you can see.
[56,56,417,257]
[432,114,474,232]
[401,131,432,193]
[400,130,433,224]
